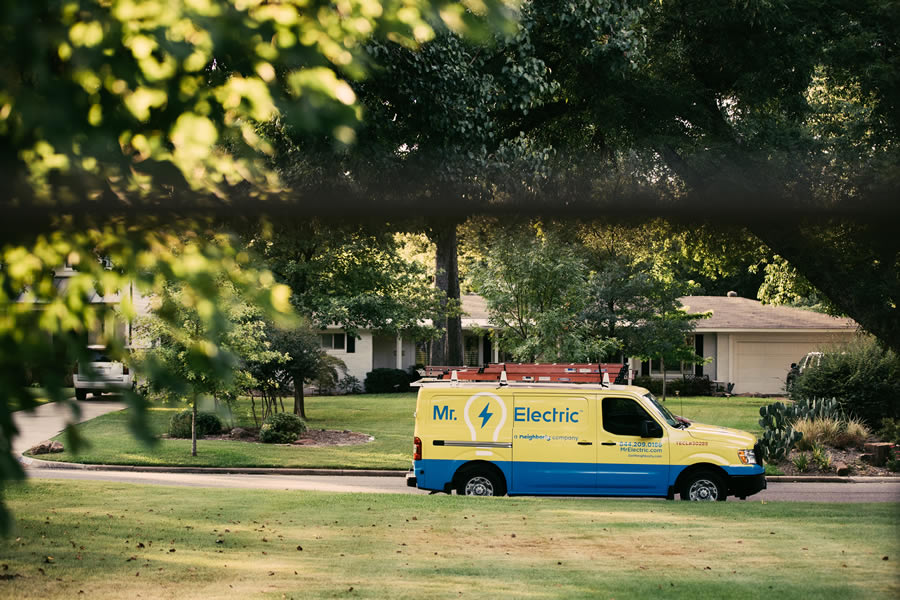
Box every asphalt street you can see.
[23,468,900,502]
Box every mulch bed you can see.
[776,445,898,477]
[202,428,374,447]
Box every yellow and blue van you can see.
[407,381,766,501]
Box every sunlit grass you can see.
[2,480,897,599]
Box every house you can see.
[17,265,152,348]
[631,294,858,395]
[319,294,498,383]
[327,292,859,394]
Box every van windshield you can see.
[643,393,678,428]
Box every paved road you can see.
[24,468,900,502]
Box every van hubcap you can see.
[688,479,719,501]
[464,476,494,496]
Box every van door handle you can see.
[601,442,617,446]
[577,441,593,445]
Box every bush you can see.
[364,368,411,394]
[790,337,900,427]
[793,417,868,450]
[259,412,308,444]
[877,418,900,445]
[338,375,363,395]
[168,410,223,439]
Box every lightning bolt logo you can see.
[477,403,493,428]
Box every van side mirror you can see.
[640,420,663,438]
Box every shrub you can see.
[259,412,307,444]
[792,452,810,472]
[877,418,900,445]
[810,442,832,471]
[790,337,900,427]
[793,416,869,450]
[840,418,870,449]
[168,410,223,439]
[364,368,411,394]
[338,375,363,395]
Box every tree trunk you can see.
[191,398,197,457]
[250,392,258,427]
[293,374,307,420]
[431,220,463,366]
[660,356,667,402]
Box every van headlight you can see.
[738,449,756,465]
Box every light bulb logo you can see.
[463,392,507,442]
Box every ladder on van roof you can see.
[423,363,627,385]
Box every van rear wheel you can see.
[456,466,506,497]
[680,470,727,501]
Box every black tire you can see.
[455,466,506,497]
[75,389,88,401]
[679,470,727,502]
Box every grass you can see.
[39,393,417,470]
[33,394,773,470]
[2,480,898,599]
[10,388,74,412]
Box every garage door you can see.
[734,341,817,395]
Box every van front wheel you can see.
[456,466,506,497]
[680,470,727,501]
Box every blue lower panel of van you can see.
[415,459,668,496]
[414,459,763,496]
[513,461,598,494]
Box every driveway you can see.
[11,397,126,457]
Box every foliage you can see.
[470,223,615,362]
[792,452,810,473]
[339,375,363,395]
[246,221,445,337]
[312,353,348,395]
[810,442,832,472]
[364,368,411,394]
[887,447,900,473]
[789,337,900,427]
[0,222,291,532]
[258,412,307,444]
[877,418,900,445]
[167,410,222,439]
[758,397,846,462]
[1,0,515,207]
[793,417,868,451]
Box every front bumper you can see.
[729,473,767,499]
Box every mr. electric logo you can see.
[432,393,508,442]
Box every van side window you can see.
[602,397,655,437]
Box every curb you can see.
[766,475,898,483]
[19,455,406,477]
[18,456,898,482]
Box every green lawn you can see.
[10,388,74,412]
[33,394,772,470]
[39,393,418,469]
[2,480,897,599]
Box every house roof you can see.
[679,295,857,331]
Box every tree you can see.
[0,0,517,532]
[470,223,616,362]
[135,276,275,456]
[263,322,327,420]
